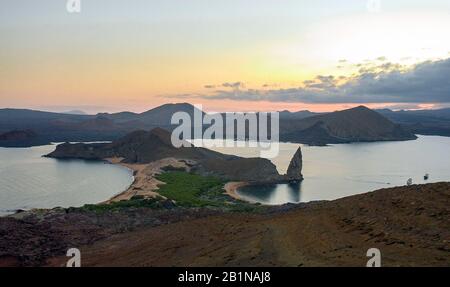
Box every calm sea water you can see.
[0,144,133,216]
[198,136,450,205]
[1,136,449,214]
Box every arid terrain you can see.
[1,182,449,267]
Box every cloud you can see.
[182,58,450,104]
[377,104,426,111]
[222,82,244,89]
[204,82,244,90]
[262,83,280,88]
[38,105,111,114]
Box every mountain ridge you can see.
[0,103,440,147]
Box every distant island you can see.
[280,105,416,145]
[0,130,50,148]
[0,103,434,147]
[45,128,303,202]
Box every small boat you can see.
[424,173,429,180]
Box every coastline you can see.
[105,159,252,204]
[103,157,191,203]
[224,182,249,201]
[5,182,448,267]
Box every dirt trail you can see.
[47,182,450,267]
[2,182,449,267]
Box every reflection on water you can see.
[0,144,134,215]
[2,136,450,211]
[204,135,450,205]
[238,182,302,205]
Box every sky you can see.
[1,0,450,113]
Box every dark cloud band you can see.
[184,58,450,104]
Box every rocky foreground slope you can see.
[0,182,448,267]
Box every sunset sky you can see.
[1,0,450,113]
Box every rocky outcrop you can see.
[46,128,287,183]
[45,128,227,163]
[285,147,303,182]
[193,157,282,182]
[2,182,449,267]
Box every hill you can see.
[0,104,202,146]
[98,103,203,127]
[280,106,417,145]
[0,130,50,147]
[46,128,302,182]
[0,104,421,147]
[2,182,449,267]
[377,108,450,137]
[278,110,320,120]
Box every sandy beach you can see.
[105,158,252,204]
[102,158,254,204]
[104,157,191,203]
[223,182,249,201]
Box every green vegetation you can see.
[155,171,227,207]
[155,171,263,211]
[78,195,167,212]
[77,171,263,213]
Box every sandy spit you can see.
[224,182,249,201]
[103,157,191,203]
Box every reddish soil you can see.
[1,183,449,267]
